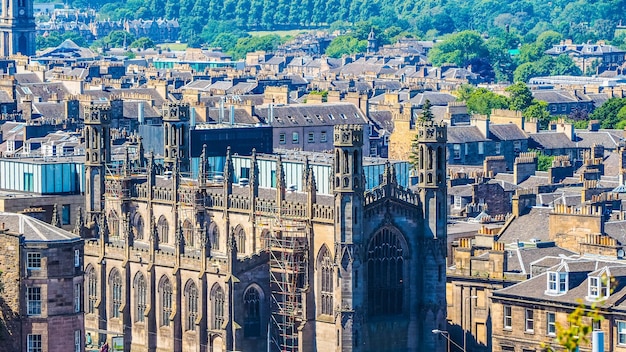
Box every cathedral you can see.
[82,101,448,352]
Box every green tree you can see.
[428,30,490,68]
[542,301,605,352]
[420,99,434,121]
[103,30,137,49]
[506,82,534,111]
[130,37,155,50]
[325,35,367,58]
[551,55,582,76]
[524,101,551,129]
[590,97,626,128]
[464,88,509,115]
[535,30,563,50]
[228,35,282,60]
[513,61,548,83]
[534,150,554,171]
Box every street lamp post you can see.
[464,295,478,352]
[432,329,464,352]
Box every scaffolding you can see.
[259,217,308,352]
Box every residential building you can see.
[545,41,626,74]
[0,212,84,352]
[492,258,626,352]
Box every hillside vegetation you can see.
[72,0,626,45]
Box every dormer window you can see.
[546,271,568,294]
[588,275,610,299]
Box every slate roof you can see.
[603,221,626,245]
[35,39,99,60]
[493,173,515,184]
[17,82,70,102]
[574,130,622,149]
[182,80,213,91]
[532,89,591,104]
[487,179,519,192]
[123,101,160,119]
[226,82,257,94]
[586,93,610,107]
[14,73,42,84]
[448,184,473,197]
[410,92,457,107]
[518,175,551,189]
[33,102,65,120]
[0,212,80,243]
[368,110,394,133]
[505,246,578,275]
[81,88,167,107]
[528,132,577,149]
[495,259,626,307]
[498,207,552,243]
[447,126,486,143]
[204,108,259,125]
[256,103,367,127]
[489,124,527,141]
[546,43,625,56]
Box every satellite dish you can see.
[618,249,625,259]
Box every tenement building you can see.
[0,212,84,352]
[82,101,448,352]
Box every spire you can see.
[224,146,233,194]
[383,161,397,186]
[228,226,238,255]
[250,148,259,196]
[306,166,317,194]
[147,150,156,186]
[302,156,310,187]
[51,204,62,228]
[175,220,185,255]
[99,212,109,240]
[123,212,132,240]
[123,145,131,177]
[137,135,145,167]
[276,154,285,204]
[199,144,207,187]
[73,207,84,237]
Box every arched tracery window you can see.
[318,246,334,316]
[86,266,97,314]
[159,276,172,327]
[211,284,225,330]
[109,211,120,238]
[183,219,194,247]
[133,213,144,240]
[210,223,220,251]
[244,287,261,337]
[109,269,122,319]
[236,226,246,254]
[367,228,405,316]
[158,215,169,244]
[185,280,198,331]
[134,273,147,322]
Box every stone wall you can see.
[0,232,21,352]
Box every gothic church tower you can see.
[84,103,111,228]
[0,0,35,56]
[333,124,365,351]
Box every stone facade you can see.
[0,0,36,56]
[0,214,84,352]
[82,108,449,352]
